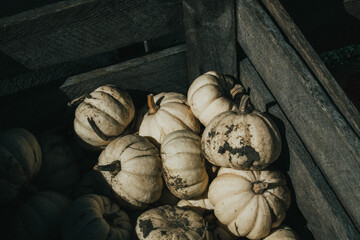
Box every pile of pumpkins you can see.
[0,71,300,240]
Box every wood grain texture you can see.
[182,0,238,82]
[236,0,360,232]
[60,44,189,99]
[240,58,359,240]
[0,0,184,70]
[262,0,360,138]
[0,0,61,18]
[0,50,120,96]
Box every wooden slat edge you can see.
[236,0,360,230]
[261,0,360,138]
[240,58,359,240]
[60,44,188,99]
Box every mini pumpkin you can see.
[135,205,205,239]
[62,194,132,240]
[187,71,245,126]
[263,226,300,240]
[95,134,163,208]
[10,191,71,240]
[138,92,200,144]
[0,128,42,204]
[208,168,291,239]
[74,85,135,149]
[161,130,209,199]
[202,95,281,170]
[35,131,79,195]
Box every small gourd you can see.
[135,205,205,239]
[74,85,135,149]
[263,226,300,240]
[95,134,163,209]
[10,191,71,240]
[208,167,291,239]
[0,128,42,204]
[202,95,281,170]
[161,130,209,199]
[62,194,132,240]
[187,71,245,126]
[139,92,200,144]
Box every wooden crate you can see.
[0,0,359,239]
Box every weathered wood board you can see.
[182,0,238,82]
[60,44,189,99]
[240,58,359,240]
[0,0,184,70]
[236,0,360,231]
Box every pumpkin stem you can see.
[87,117,116,141]
[238,95,251,115]
[252,181,269,194]
[147,94,159,115]
[230,84,245,102]
[94,160,121,176]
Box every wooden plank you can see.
[0,0,61,18]
[0,0,184,70]
[240,58,359,240]
[182,0,238,82]
[236,0,360,231]
[60,44,189,100]
[0,50,120,96]
[261,0,360,138]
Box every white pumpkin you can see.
[74,85,135,149]
[187,71,245,126]
[208,167,291,239]
[135,205,205,239]
[62,194,132,240]
[263,225,300,240]
[0,128,42,204]
[95,134,163,208]
[138,92,200,144]
[202,95,281,170]
[161,130,208,199]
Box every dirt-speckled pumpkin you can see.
[0,128,42,204]
[135,205,205,240]
[202,95,281,170]
[10,191,71,240]
[161,130,208,199]
[263,226,300,240]
[138,92,201,144]
[74,85,135,149]
[95,134,163,209]
[187,71,245,126]
[208,167,291,239]
[62,194,132,240]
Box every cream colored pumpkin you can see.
[62,194,132,240]
[10,191,71,240]
[95,134,163,208]
[0,128,42,204]
[177,197,237,240]
[208,168,291,239]
[135,205,205,240]
[187,71,245,126]
[139,92,200,144]
[161,130,208,199]
[263,226,300,240]
[202,95,281,170]
[74,85,135,149]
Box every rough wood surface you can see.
[0,0,61,18]
[0,0,184,70]
[236,0,360,232]
[60,44,189,99]
[240,58,359,240]
[182,0,238,82]
[262,0,360,138]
